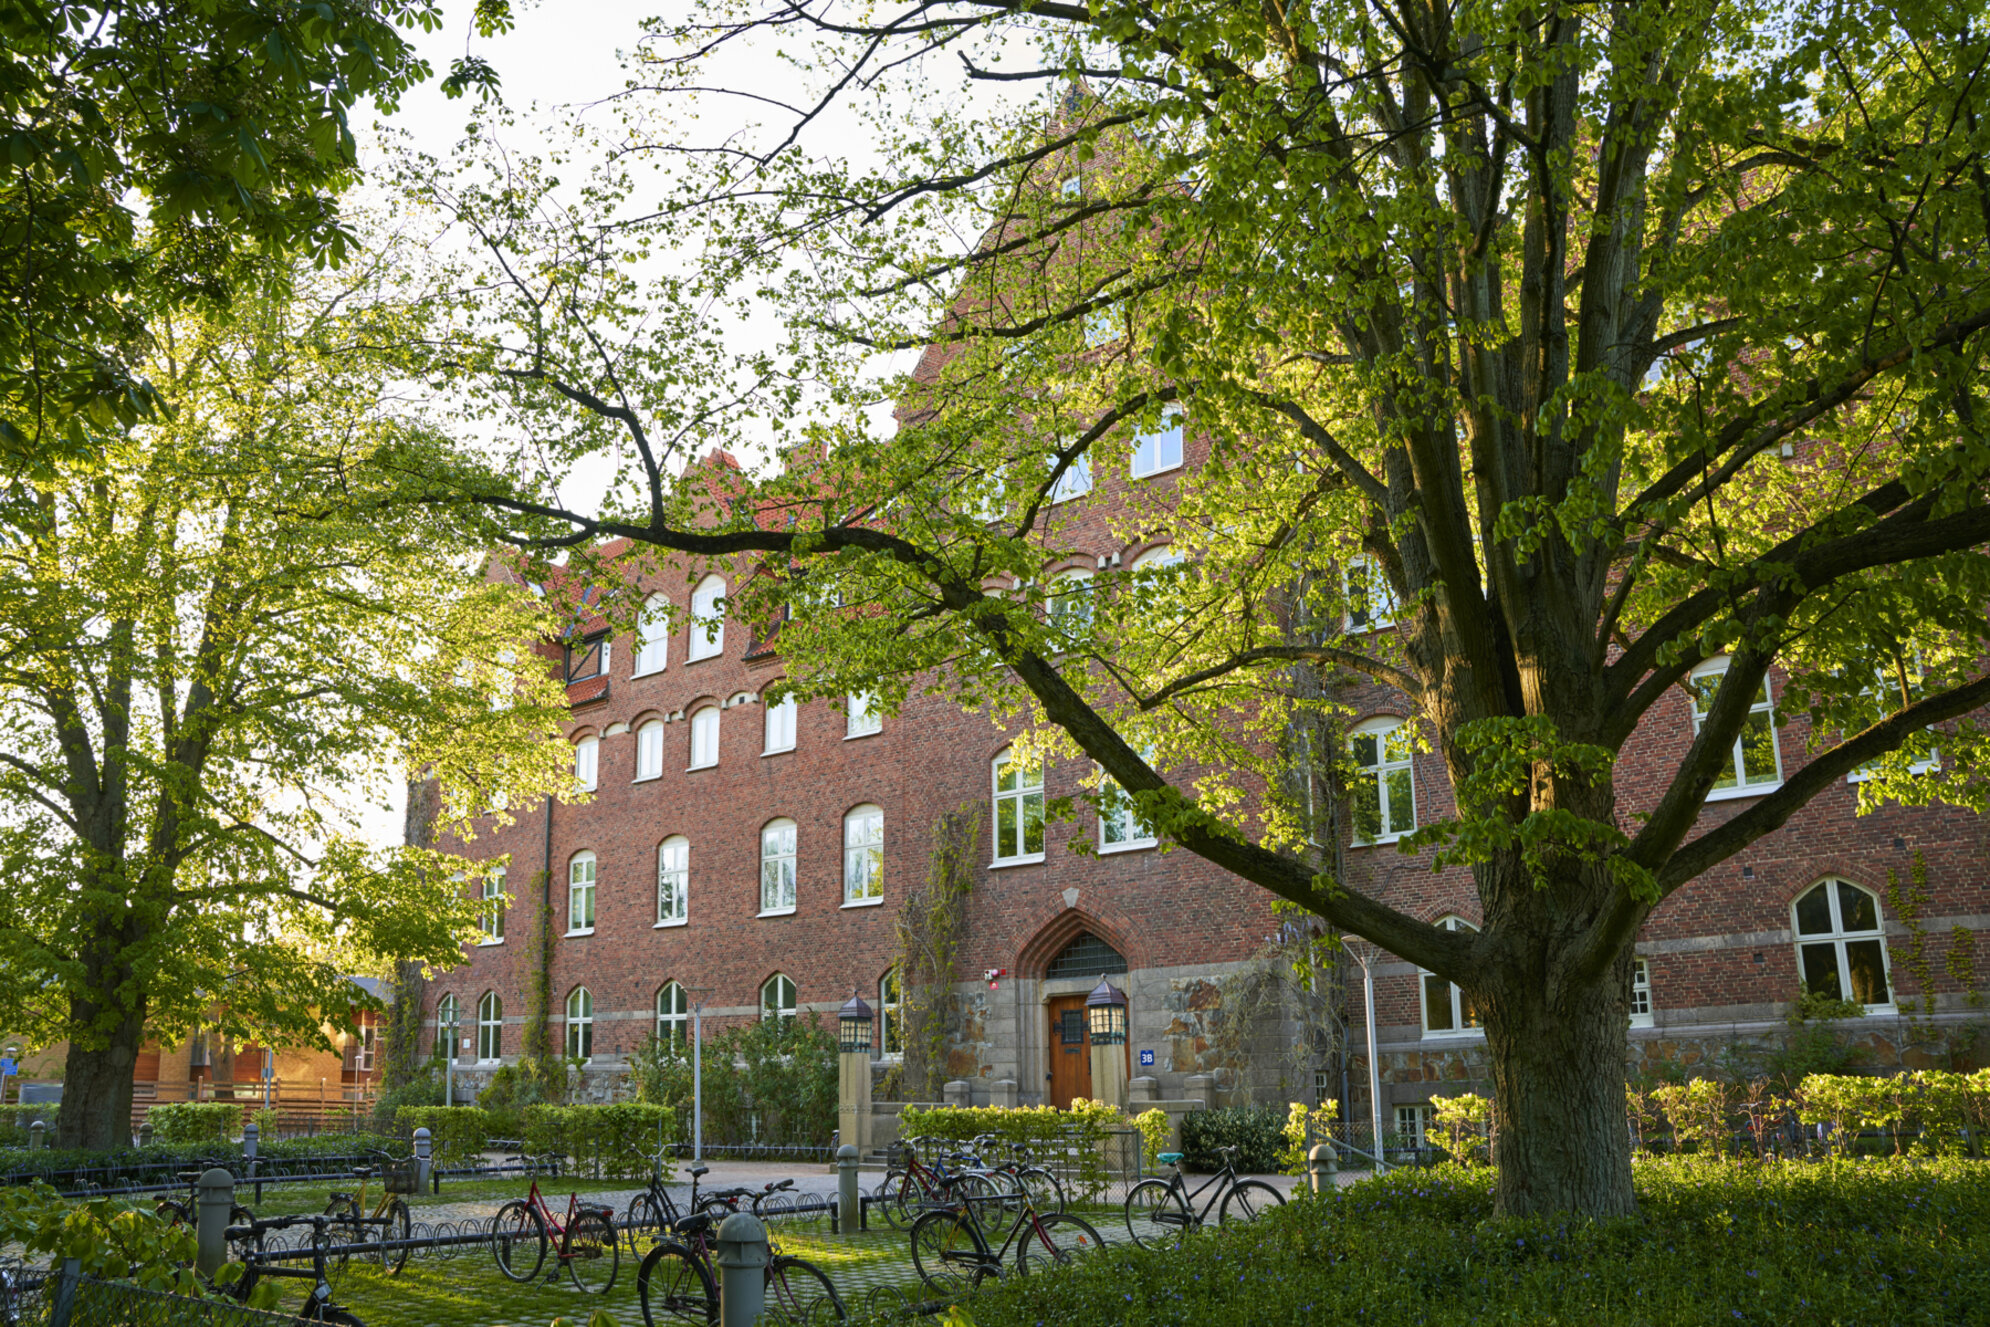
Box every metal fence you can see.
[2,1267,298,1327]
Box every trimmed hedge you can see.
[1179,1105,1283,1173]
[0,1134,396,1185]
[521,1104,676,1180]
[146,1103,240,1145]
[897,1100,1132,1200]
[0,1103,58,1140]
[394,1106,493,1167]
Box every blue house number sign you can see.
[1139,1049,1156,1067]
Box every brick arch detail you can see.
[1014,907,1141,980]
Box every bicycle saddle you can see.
[1158,1151,1185,1165]
[675,1211,713,1237]
[351,1165,376,1178]
[690,1164,710,1178]
[764,1179,795,1193]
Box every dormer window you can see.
[566,633,610,682]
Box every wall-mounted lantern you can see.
[837,992,875,1054]
[1086,979,1129,1046]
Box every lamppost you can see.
[1342,941,1389,1174]
[1085,979,1129,1109]
[837,993,875,1053]
[837,993,875,1154]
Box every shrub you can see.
[1428,1093,1493,1165]
[477,1062,552,1139]
[624,1015,836,1147]
[1277,1102,1339,1175]
[1131,1107,1170,1168]
[898,1100,1133,1199]
[1178,1106,1283,1174]
[521,1104,676,1180]
[1650,1078,1730,1155]
[0,1103,59,1140]
[394,1106,493,1167]
[146,1103,240,1146]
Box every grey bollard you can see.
[413,1127,433,1192]
[836,1144,860,1235]
[28,1120,44,1150]
[1308,1143,1338,1196]
[714,1211,769,1327]
[195,1167,235,1279]
[139,1120,153,1148]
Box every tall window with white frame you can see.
[656,982,689,1048]
[1049,446,1092,503]
[567,851,596,935]
[846,691,882,738]
[992,748,1045,863]
[635,593,670,675]
[1349,718,1416,844]
[434,994,460,1061]
[656,835,689,926]
[843,804,884,905]
[1793,879,1893,1008]
[479,867,506,944]
[760,819,798,915]
[574,735,599,791]
[1344,556,1397,630]
[565,987,593,1062]
[760,973,797,1026]
[1098,768,1156,851]
[765,692,797,753]
[1686,657,1783,795]
[1395,1103,1432,1150]
[1130,408,1184,479]
[636,719,665,781]
[878,970,903,1057]
[1629,958,1654,1028]
[688,574,725,660]
[351,1020,375,1072]
[1048,570,1095,638]
[689,705,720,769]
[476,992,503,1062]
[1419,917,1481,1037]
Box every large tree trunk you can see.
[57,1001,145,1151]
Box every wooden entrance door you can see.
[1046,995,1093,1108]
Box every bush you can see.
[477,1062,552,1140]
[0,1134,396,1186]
[1428,1093,1493,1165]
[625,1015,836,1147]
[394,1106,493,1167]
[146,1102,240,1145]
[1277,1102,1339,1175]
[0,1103,59,1141]
[369,1059,447,1124]
[1179,1106,1283,1173]
[521,1104,676,1180]
[898,1099,1132,1200]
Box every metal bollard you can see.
[1308,1143,1338,1196]
[714,1212,769,1327]
[139,1120,153,1148]
[195,1167,235,1279]
[28,1120,44,1150]
[836,1144,859,1235]
[243,1122,260,1205]
[413,1127,433,1193]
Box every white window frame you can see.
[1098,768,1157,852]
[1395,1103,1432,1150]
[656,982,689,1048]
[842,804,884,906]
[1629,957,1653,1028]
[1687,657,1784,800]
[1048,570,1094,637]
[1344,555,1397,631]
[1792,879,1895,1011]
[1349,717,1416,845]
[478,868,507,945]
[759,819,798,916]
[476,991,503,1063]
[656,835,689,928]
[565,987,594,1063]
[760,973,797,1025]
[991,748,1046,865]
[878,969,903,1059]
[574,735,599,792]
[1049,450,1092,504]
[1130,408,1184,479]
[688,574,726,661]
[567,851,597,936]
[689,706,720,770]
[764,693,797,753]
[1418,916,1482,1039]
[434,995,460,1061]
[846,692,882,739]
[1848,658,1940,782]
[635,719,665,781]
[352,1021,375,1073]
[635,594,670,675]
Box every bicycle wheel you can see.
[764,1254,847,1324]
[1015,1166,1065,1215]
[155,1199,191,1228]
[1124,1179,1192,1250]
[638,1241,718,1326]
[875,1169,919,1229]
[226,1205,259,1265]
[381,1199,412,1276]
[490,1200,546,1282]
[322,1197,362,1276]
[1218,1179,1285,1225]
[908,1208,982,1291]
[564,1207,620,1294]
[1015,1212,1104,1275]
[952,1172,1003,1217]
[626,1193,666,1253]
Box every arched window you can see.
[1687,657,1783,796]
[1349,718,1415,844]
[1130,407,1184,479]
[636,593,670,675]
[879,970,903,1058]
[636,719,665,781]
[846,691,882,738]
[479,867,507,944]
[689,574,725,661]
[759,819,798,915]
[1419,917,1480,1037]
[1793,879,1893,1008]
[1344,556,1396,631]
[476,991,503,1062]
[656,835,689,926]
[689,706,720,769]
[1048,570,1095,635]
[656,982,689,1048]
[765,692,797,753]
[565,987,594,1062]
[434,995,460,1061]
[992,748,1045,863]
[1045,931,1128,980]
[760,973,797,1025]
[1131,544,1182,571]
[843,804,884,905]
[574,735,599,791]
[567,851,597,935]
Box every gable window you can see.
[635,594,670,675]
[434,995,460,1061]
[1687,658,1783,797]
[1131,409,1184,479]
[574,736,599,792]
[1419,917,1481,1038]
[1629,958,1654,1028]
[1344,556,1397,631]
[656,982,689,1048]
[1098,770,1157,852]
[566,633,609,681]
[476,992,503,1062]
[565,987,593,1062]
[1793,879,1893,1009]
[843,804,884,905]
[656,835,689,927]
[636,720,665,781]
[479,867,507,944]
[846,692,882,738]
[760,973,797,1025]
[689,575,726,661]
[1048,570,1095,636]
[992,748,1046,864]
[879,970,903,1057]
[1049,451,1092,504]
[689,706,720,769]
[567,851,597,935]
[759,819,798,915]
[765,693,797,753]
[1349,718,1415,844]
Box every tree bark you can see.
[57,1000,145,1152]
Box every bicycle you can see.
[1122,1145,1283,1248]
[908,1185,1104,1290]
[491,1173,620,1293]
[968,1135,1065,1216]
[156,1168,257,1263]
[875,1137,1007,1229]
[636,1205,845,1325]
[228,1212,366,1325]
[322,1154,415,1276]
[622,1157,767,1252]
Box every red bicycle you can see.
[491,1165,621,1293]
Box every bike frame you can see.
[522,1179,592,1261]
[1159,1160,1240,1226]
[949,1190,1064,1267]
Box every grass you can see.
[238,1177,635,1219]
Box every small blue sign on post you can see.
[0,1058,16,1077]
[1139,1049,1156,1067]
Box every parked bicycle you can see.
[908,1184,1103,1289]
[491,1170,620,1293]
[322,1153,415,1276]
[875,1137,1006,1229]
[968,1135,1065,1216]
[227,1213,365,1325]
[636,1205,845,1325]
[1123,1145,1283,1248]
[156,1168,257,1263]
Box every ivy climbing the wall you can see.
[892,805,980,1102]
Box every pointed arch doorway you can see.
[1040,930,1129,1108]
